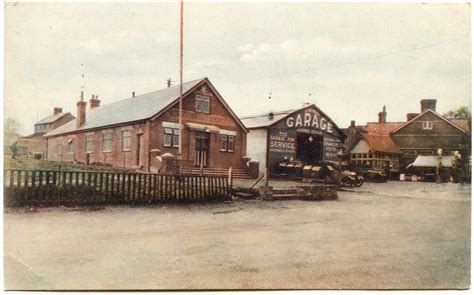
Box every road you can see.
[4,181,471,290]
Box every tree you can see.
[443,105,471,120]
[4,117,21,145]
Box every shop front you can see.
[242,104,346,176]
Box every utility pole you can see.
[178,0,184,160]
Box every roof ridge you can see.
[95,77,207,109]
[240,106,303,119]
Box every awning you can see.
[186,122,220,133]
[408,155,452,168]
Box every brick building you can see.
[391,99,470,170]
[345,99,470,174]
[34,108,75,135]
[44,78,248,172]
[16,108,75,159]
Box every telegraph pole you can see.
[178,0,184,159]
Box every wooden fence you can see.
[4,169,231,207]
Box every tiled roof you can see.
[36,112,71,124]
[366,122,404,136]
[450,119,470,132]
[44,78,206,137]
[363,135,402,154]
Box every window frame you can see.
[164,128,179,148]
[67,140,74,154]
[422,121,433,130]
[122,130,131,151]
[220,134,235,153]
[195,94,210,113]
[85,135,94,153]
[56,143,63,155]
[102,131,113,152]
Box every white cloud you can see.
[238,38,360,63]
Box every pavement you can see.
[3,181,471,290]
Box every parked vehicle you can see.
[340,164,364,187]
[357,169,388,182]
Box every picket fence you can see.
[4,169,231,207]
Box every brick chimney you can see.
[53,107,62,115]
[377,106,387,123]
[350,120,356,127]
[420,99,437,113]
[406,113,419,122]
[89,94,101,109]
[77,91,87,128]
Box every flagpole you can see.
[178,0,184,160]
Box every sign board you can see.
[323,136,343,161]
[269,131,295,154]
[280,108,338,136]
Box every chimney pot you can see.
[378,112,383,123]
[77,92,87,127]
[167,79,171,88]
[132,92,135,97]
[89,93,101,109]
[350,120,355,127]
[53,107,62,115]
[420,99,437,113]
[406,113,419,122]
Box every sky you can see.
[4,2,471,135]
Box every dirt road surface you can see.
[4,181,471,290]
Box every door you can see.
[296,132,323,165]
[195,132,210,167]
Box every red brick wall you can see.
[149,84,247,170]
[47,122,147,169]
[46,82,247,171]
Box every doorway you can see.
[194,132,210,167]
[296,132,323,165]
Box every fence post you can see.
[228,166,233,189]
[264,168,269,199]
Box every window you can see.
[56,144,63,154]
[228,135,235,152]
[122,130,131,151]
[85,135,94,153]
[220,135,235,152]
[102,132,113,152]
[164,128,179,148]
[220,135,228,151]
[67,140,74,153]
[422,121,433,130]
[195,95,210,113]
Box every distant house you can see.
[391,99,470,170]
[44,78,248,173]
[350,135,402,175]
[346,99,470,175]
[34,108,75,135]
[346,106,403,174]
[241,103,346,176]
[17,108,75,159]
